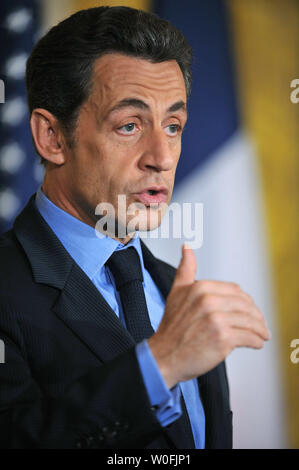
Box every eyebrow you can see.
[107,98,187,116]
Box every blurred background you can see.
[0,0,298,449]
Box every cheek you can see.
[103,140,138,178]
[75,137,112,179]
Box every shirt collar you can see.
[34,186,145,280]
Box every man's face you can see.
[59,53,187,239]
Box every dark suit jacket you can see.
[0,195,232,449]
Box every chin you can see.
[125,205,165,233]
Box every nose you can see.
[138,128,178,173]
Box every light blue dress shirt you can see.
[35,187,205,448]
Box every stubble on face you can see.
[44,53,187,243]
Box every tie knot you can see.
[105,246,143,290]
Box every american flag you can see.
[0,0,44,234]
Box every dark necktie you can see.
[105,246,195,449]
[105,246,153,343]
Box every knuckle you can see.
[244,291,253,300]
[239,292,255,311]
[243,298,255,312]
[217,326,229,345]
[205,311,222,331]
[198,293,217,311]
[234,283,252,302]
[239,289,255,306]
[244,293,255,306]
[193,280,207,295]
[231,282,241,291]
[248,333,264,349]
[252,305,264,321]
[216,326,231,356]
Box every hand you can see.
[148,244,271,389]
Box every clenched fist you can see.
[148,244,271,389]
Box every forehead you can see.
[90,53,187,104]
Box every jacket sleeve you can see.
[0,305,163,449]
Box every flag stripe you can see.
[154,0,239,184]
[0,0,42,234]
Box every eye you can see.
[117,123,137,134]
[166,124,182,136]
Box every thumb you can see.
[172,243,197,289]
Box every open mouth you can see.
[134,187,168,205]
[147,189,158,195]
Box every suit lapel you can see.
[14,195,136,362]
[140,240,174,299]
[52,262,136,362]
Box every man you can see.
[0,6,270,449]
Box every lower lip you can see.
[134,191,168,205]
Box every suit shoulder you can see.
[0,229,33,287]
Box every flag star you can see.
[5,8,32,34]
[0,142,25,173]
[5,52,28,80]
[1,97,27,126]
[0,188,20,220]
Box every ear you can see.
[30,109,68,165]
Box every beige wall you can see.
[41,0,74,30]
[41,0,151,30]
